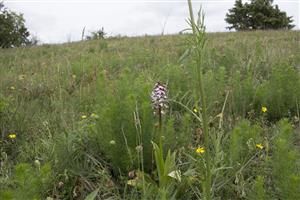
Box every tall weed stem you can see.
[187,0,211,199]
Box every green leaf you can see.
[164,150,175,176]
[179,48,191,63]
[84,188,99,200]
[152,141,165,182]
[183,168,196,176]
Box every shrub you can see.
[269,120,300,199]
[249,176,268,200]
[0,162,51,199]
[229,120,261,165]
[256,65,300,120]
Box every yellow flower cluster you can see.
[196,147,205,154]
[261,106,267,113]
[8,133,16,139]
[256,143,264,150]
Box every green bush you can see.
[230,71,256,117]
[256,65,300,120]
[0,162,51,199]
[229,120,261,165]
[270,120,300,199]
[249,176,268,200]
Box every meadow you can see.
[0,29,300,199]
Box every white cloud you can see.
[3,0,299,43]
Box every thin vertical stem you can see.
[187,0,211,199]
[134,104,145,196]
[158,105,162,130]
[158,105,163,153]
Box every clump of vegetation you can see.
[0,0,299,199]
[0,162,51,199]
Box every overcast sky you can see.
[4,0,300,43]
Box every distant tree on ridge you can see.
[225,0,294,31]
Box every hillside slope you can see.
[0,31,300,199]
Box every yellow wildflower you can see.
[256,143,264,150]
[193,108,198,113]
[261,106,267,113]
[196,147,205,154]
[81,115,87,119]
[8,134,16,139]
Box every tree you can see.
[225,0,294,30]
[0,2,30,48]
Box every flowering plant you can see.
[151,82,168,115]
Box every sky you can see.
[3,0,300,43]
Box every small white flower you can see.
[110,140,116,145]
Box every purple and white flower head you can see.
[151,82,168,115]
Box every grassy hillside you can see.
[0,30,300,199]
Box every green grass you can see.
[0,30,300,199]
